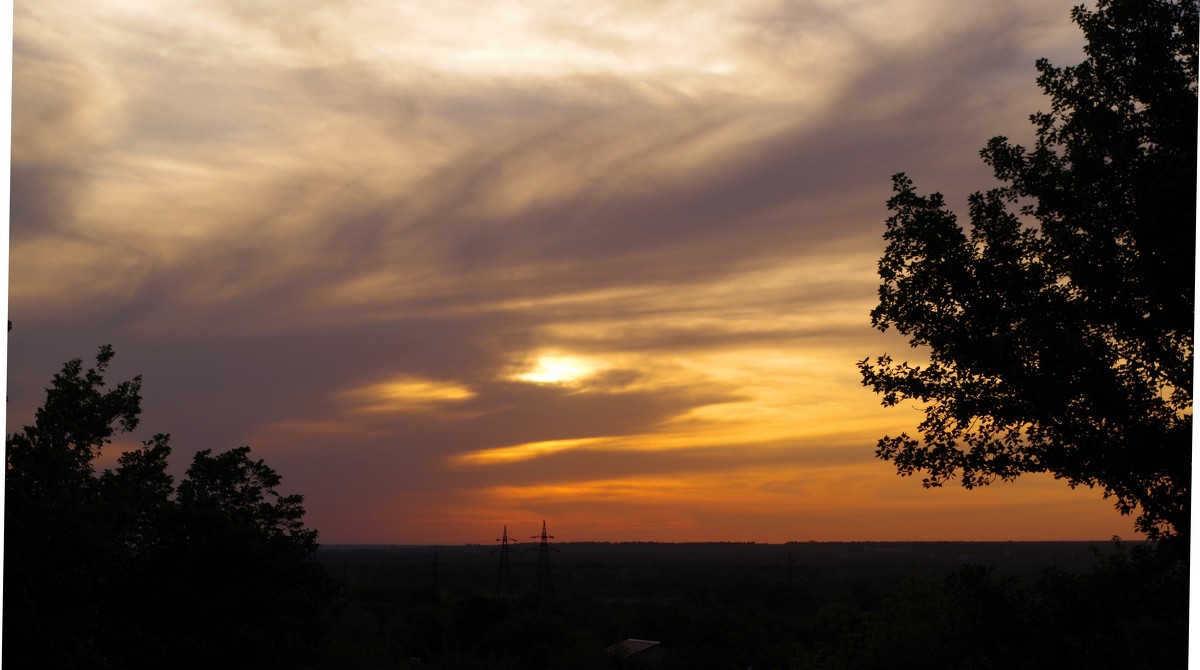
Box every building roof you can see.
[608,639,662,656]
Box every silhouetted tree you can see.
[859,0,1195,539]
[165,446,334,668]
[5,345,143,667]
[4,346,338,669]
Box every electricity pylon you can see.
[531,520,556,605]
[494,525,516,594]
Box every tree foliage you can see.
[859,0,1195,539]
[4,346,338,669]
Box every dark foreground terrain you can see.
[312,539,1187,669]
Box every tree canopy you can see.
[4,346,338,669]
[859,0,1195,540]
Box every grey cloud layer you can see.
[8,0,1087,540]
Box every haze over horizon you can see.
[8,0,1144,544]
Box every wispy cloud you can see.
[7,0,1135,543]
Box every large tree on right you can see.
[859,0,1196,540]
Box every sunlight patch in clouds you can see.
[340,376,475,414]
[453,437,609,466]
[514,353,599,386]
[349,0,759,83]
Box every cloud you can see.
[7,0,1129,543]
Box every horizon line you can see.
[317,538,1133,548]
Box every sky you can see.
[7,0,1146,544]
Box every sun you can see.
[515,354,593,385]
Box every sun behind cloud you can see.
[514,353,598,385]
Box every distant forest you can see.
[310,540,1187,668]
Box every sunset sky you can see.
[7,0,1145,544]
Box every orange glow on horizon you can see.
[328,466,1141,545]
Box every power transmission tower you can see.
[531,520,557,605]
[494,525,517,595]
